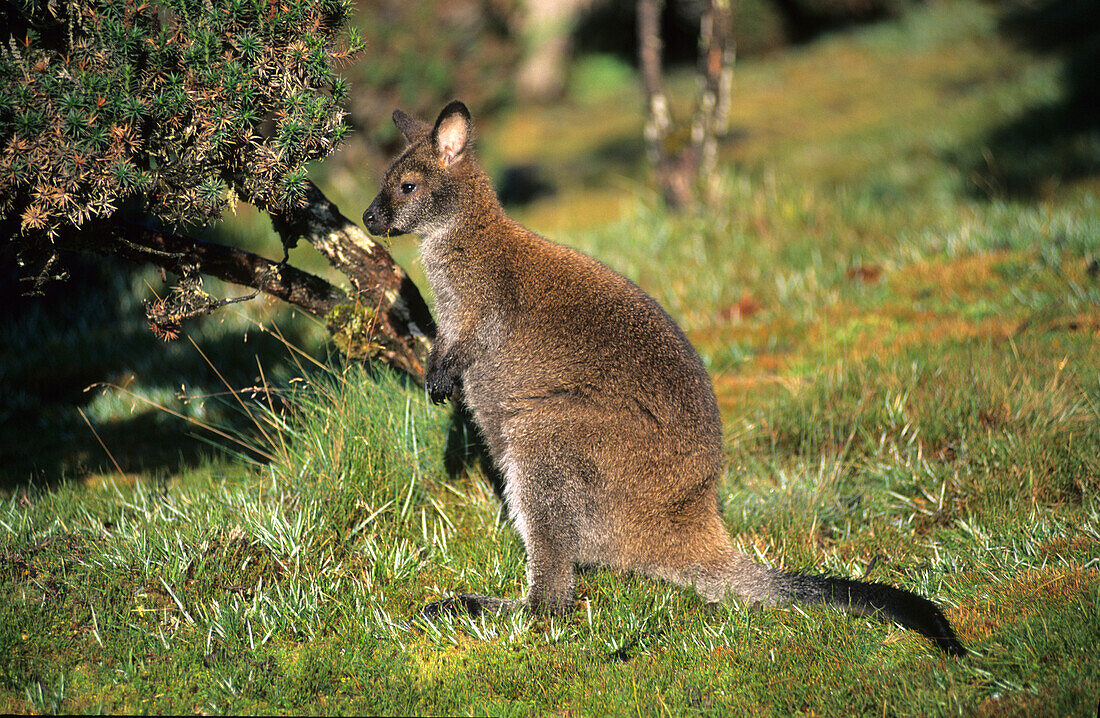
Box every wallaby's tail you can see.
[773,570,967,656]
[659,531,965,656]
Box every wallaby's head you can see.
[363,100,473,238]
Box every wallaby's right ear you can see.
[432,100,471,169]
[393,109,430,144]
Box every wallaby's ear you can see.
[432,100,471,169]
[393,109,430,144]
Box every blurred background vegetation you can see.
[1,0,1097,489]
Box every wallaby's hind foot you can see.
[418,594,517,620]
[417,592,575,621]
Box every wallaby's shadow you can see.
[443,401,507,504]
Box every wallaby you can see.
[363,101,966,657]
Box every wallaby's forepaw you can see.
[426,344,467,405]
[420,358,455,402]
[426,368,457,404]
[417,594,515,620]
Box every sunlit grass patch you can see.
[0,366,467,713]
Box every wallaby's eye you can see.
[400,181,417,195]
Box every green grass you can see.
[3,0,1100,713]
[3,360,1097,714]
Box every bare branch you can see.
[53,222,348,322]
[266,180,436,380]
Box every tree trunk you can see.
[638,0,684,206]
[638,0,736,209]
[515,0,594,102]
[692,0,735,203]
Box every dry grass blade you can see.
[83,382,277,463]
[76,407,128,481]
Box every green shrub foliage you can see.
[0,0,363,245]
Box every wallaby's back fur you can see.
[363,101,965,657]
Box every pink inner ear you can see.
[438,118,467,165]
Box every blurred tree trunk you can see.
[638,0,682,206]
[639,0,735,208]
[516,0,595,102]
[692,0,736,203]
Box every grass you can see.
[2,0,1099,713]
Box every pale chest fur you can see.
[421,229,509,357]
[420,229,463,347]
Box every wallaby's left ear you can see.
[393,109,431,144]
[433,100,471,169]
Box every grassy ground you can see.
[2,0,1099,713]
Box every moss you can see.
[325,303,383,359]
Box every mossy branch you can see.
[264,179,436,381]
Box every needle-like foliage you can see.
[0,0,363,255]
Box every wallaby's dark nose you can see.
[363,196,389,236]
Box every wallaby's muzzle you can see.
[362,196,389,237]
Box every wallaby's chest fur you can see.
[363,101,966,657]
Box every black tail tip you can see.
[806,574,969,657]
[934,633,968,658]
[903,596,968,657]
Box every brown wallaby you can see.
[363,101,966,656]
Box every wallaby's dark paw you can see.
[417,594,515,620]
[425,371,456,405]
[427,387,452,405]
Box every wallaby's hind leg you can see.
[501,446,581,613]
[417,446,582,619]
[521,515,578,613]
